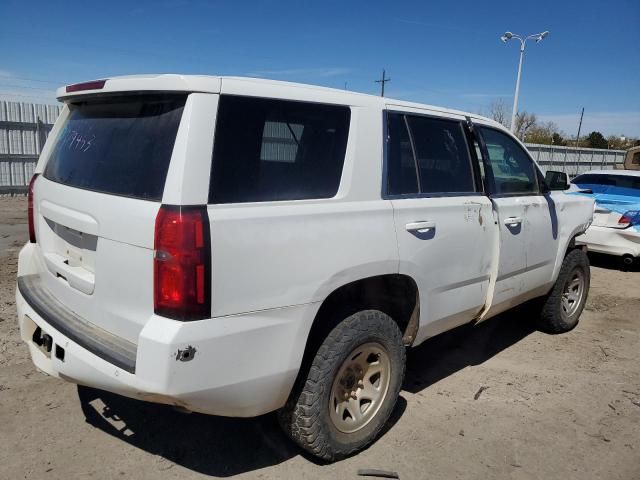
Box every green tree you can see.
[552,132,566,146]
[585,131,608,149]
[524,121,563,145]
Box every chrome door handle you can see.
[504,216,522,226]
[406,221,436,233]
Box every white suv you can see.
[16,75,594,460]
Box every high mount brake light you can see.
[154,205,211,321]
[28,174,39,243]
[65,80,107,93]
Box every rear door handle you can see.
[504,216,522,226]
[406,221,436,233]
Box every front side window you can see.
[479,127,538,195]
[385,112,476,196]
[209,96,350,203]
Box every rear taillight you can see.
[154,205,211,320]
[618,211,640,228]
[28,174,39,243]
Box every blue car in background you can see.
[571,170,640,265]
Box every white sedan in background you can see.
[571,170,640,265]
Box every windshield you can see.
[44,94,186,201]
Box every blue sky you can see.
[1,0,638,136]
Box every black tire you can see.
[537,248,590,333]
[278,310,405,461]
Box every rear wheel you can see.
[537,248,590,333]
[278,310,405,461]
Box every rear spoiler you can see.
[56,75,221,101]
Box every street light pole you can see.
[510,43,525,134]
[501,30,549,134]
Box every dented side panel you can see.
[393,196,497,345]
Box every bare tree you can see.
[486,99,509,127]
[514,111,537,140]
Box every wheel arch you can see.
[551,228,589,283]
[300,273,419,374]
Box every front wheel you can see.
[537,248,590,333]
[278,310,405,461]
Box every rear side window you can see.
[44,95,186,201]
[385,112,476,196]
[387,113,419,195]
[209,96,350,203]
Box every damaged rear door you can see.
[384,109,495,342]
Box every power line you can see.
[0,74,67,85]
[0,92,59,102]
[0,82,56,92]
[375,69,391,97]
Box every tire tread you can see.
[278,310,405,461]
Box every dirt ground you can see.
[0,195,638,480]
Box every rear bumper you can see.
[16,248,317,417]
[576,225,640,257]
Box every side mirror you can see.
[544,170,569,191]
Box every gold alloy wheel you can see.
[561,269,586,317]
[329,342,391,434]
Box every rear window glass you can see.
[209,95,350,203]
[44,95,186,201]
[572,173,640,191]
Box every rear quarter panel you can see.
[209,200,397,316]
[208,103,399,317]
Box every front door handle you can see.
[406,221,436,233]
[504,216,523,226]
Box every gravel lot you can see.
[1,195,638,480]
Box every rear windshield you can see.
[209,95,350,203]
[572,173,640,194]
[44,95,186,201]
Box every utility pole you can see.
[575,107,584,147]
[375,69,391,97]
[575,107,585,177]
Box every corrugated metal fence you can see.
[0,100,629,194]
[0,100,61,194]
[525,143,626,177]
